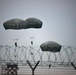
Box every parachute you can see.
[3,18,43,30]
[40,41,62,53]
[25,18,42,28]
[3,18,25,29]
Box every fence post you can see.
[27,60,40,75]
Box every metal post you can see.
[32,69,34,75]
[71,62,76,70]
[27,60,40,75]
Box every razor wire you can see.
[0,45,76,67]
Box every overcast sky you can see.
[0,0,76,47]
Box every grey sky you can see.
[0,0,76,47]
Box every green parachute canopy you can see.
[40,41,62,53]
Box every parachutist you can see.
[31,53,33,55]
[14,55,16,57]
[31,41,33,46]
[15,42,17,47]
[49,64,51,69]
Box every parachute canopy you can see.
[3,19,25,29]
[25,18,42,28]
[3,18,43,30]
[40,41,62,53]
